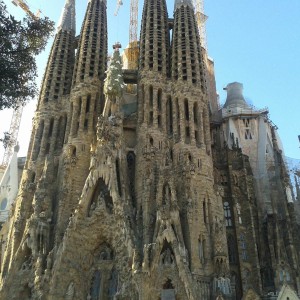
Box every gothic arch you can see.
[87,177,113,216]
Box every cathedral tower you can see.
[133,0,232,298]
[0,0,76,298]
[1,0,299,299]
[54,0,108,245]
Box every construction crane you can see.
[193,0,208,50]
[114,0,139,70]
[1,106,23,167]
[1,0,40,167]
[114,0,123,16]
[11,0,41,20]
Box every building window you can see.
[242,118,250,127]
[245,129,252,140]
[240,234,248,261]
[227,235,237,264]
[0,198,7,210]
[224,202,232,227]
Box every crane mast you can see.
[1,0,40,166]
[1,106,23,167]
[114,0,139,70]
[129,0,138,46]
[11,0,40,20]
[114,0,123,16]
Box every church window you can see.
[86,94,91,113]
[185,127,190,144]
[127,152,136,209]
[170,149,173,161]
[223,202,232,227]
[193,102,199,125]
[236,203,242,224]
[227,235,237,264]
[30,172,36,183]
[0,198,7,210]
[242,118,250,127]
[158,115,162,128]
[157,89,162,112]
[241,251,248,261]
[84,119,88,130]
[203,201,207,224]
[184,99,189,121]
[89,270,101,300]
[166,96,173,135]
[108,268,118,298]
[240,234,248,261]
[245,129,252,140]
[198,237,205,263]
[279,270,284,282]
[72,146,76,156]
[149,111,154,125]
[48,118,54,137]
[149,86,153,108]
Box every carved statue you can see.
[160,248,174,266]
[65,282,75,300]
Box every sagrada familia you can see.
[0,0,300,299]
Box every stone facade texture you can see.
[0,0,299,299]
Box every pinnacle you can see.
[104,45,125,97]
[57,0,76,32]
[174,0,194,10]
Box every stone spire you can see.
[174,0,194,9]
[171,0,206,90]
[57,0,76,32]
[37,0,76,106]
[139,0,170,76]
[72,0,108,85]
[55,0,108,247]
[223,82,250,108]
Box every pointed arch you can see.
[88,177,113,216]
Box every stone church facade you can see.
[0,0,299,299]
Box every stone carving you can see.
[65,282,75,300]
[160,248,175,266]
[99,247,112,261]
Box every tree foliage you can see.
[0,1,55,110]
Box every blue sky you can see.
[1,0,299,159]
